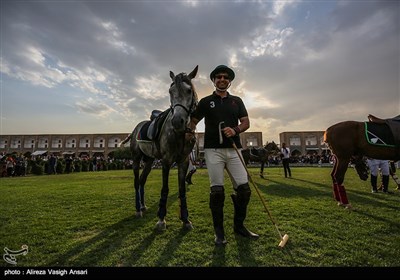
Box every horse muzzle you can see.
[171,114,187,132]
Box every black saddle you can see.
[138,109,171,141]
[368,114,400,147]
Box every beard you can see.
[215,81,230,91]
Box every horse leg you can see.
[330,155,341,202]
[260,162,265,179]
[133,159,143,217]
[178,162,193,230]
[155,163,170,231]
[331,155,352,208]
[138,158,154,212]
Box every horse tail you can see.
[119,133,132,147]
[323,130,328,144]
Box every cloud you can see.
[1,1,398,143]
[75,97,115,118]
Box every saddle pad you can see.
[137,108,172,141]
[365,122,395,147]
[137,121,152,141]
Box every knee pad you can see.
[210,185,225,208]
[236,183,251,194]
[236,183,251,204]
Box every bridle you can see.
[169,74,198,134]
[170,74,197,116]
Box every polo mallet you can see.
[219,122,289,248]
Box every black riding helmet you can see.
[209,65,235,81]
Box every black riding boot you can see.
[185,169,197,185]
[231,183,259,239]
[382,175,390,193]
[371,175,378,193]
[210,186,227,246]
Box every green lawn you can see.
[1,167,399,267]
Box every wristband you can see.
[233,126,241,135]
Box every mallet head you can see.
[278,234,289,248]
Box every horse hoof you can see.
[338,202,352,209]
[135,211,143,218]
[155,220,167,231]
[140,205,148,211]
[183,221,193,230]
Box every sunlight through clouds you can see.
[1,1,398,142]
[241,27,294,58]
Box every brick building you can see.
[0,133,129,158]
[0,131,263,158]
[279,131,329,156]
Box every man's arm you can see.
[189,117,200,132]
[223,116,250,137]
[238,116,250,133]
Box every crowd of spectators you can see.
[0,153,133,177]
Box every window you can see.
[305,135,317,146]
[289,136,301,146]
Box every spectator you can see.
[48,154,57,174]
[281,142,292,178]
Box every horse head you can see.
[169,65,198,132]
[264,141,280,155]
[352,156,369,181]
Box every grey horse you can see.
[130,66,198,230]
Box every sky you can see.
[1,0,399,144]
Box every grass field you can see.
[1,166,399,267]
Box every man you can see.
[281,142,292,178]
[190,65,259,246]
[367,158,390,193]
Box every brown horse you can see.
[324,115,400,209]
[241,141,280,179]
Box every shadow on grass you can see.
[48,214,143,266]
[257,177,330,200]
[234,235,257,266]
[153,227,191,266]
[210,245,226,267]
[47,190,189,266]
[252,176,400,230]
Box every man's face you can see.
[214,72,230,90]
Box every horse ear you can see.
[170,71,175,81]
[188,65,198,80]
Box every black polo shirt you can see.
[192,91,248,149]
